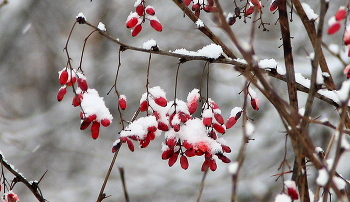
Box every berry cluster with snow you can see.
[125,0,162,37]
[183,0,218,18]
[57,67,113,139]
[112,87,245,171]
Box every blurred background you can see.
[0,0,349,201]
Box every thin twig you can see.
[196,168,208,202]
[118,167,130,202]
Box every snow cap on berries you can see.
[80,89,113,123]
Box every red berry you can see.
[139,100,148,111]
[188,101,198,114]
[183,0,192,6]
[162,149,174,160]
[166,138,177,147]
[150,20,162,32]
[126,139,135,152]
[209,130,217,140]
[270,0,278,12]
[227,16,236,26]
[57,87,67,101]
[101,119,111,127]
[184,148,196,157]
[213,123,225,134]
[77,78,88,91]
[154,97,167,107]
[173,124,180,132]
[66,77,76,86]
[287,188,299,200]
[344,30,350,45]
[135,4,144,16]
[72,94,83,107]
[59,70,69,85]
[226,117,237,129]
[335,7,346,21]
[180,155,189,169]
[250,98,259,110]
[182,140,192,150]
[158,122,169,131]
[217,154,231,163]
[221,145,231,153]
[203,117,212,127]
[91,121,100,139]
[327,22,341,35]
[168,152,179,166]
[145,6,155,15]
[147,132,156,141]
[214,113,224,125]
[147,126,157,133]
[207,0,214,6]
[80,120,91,130]
[201,160,209,171]
[140,138,151,148]
[119,96,127,110]
[209,159,217,171]
[251,0,260,6]
[132,24,143,37]
[86,114,97,122]
[245,6,254,16]
[126,17,139,29]
[192,3,200,11]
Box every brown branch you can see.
[0,152,46,202]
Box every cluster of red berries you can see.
[112,87,247,171]
[126,1,162,37]
[183,0,218,18]
[57,68,113,139]
[2,190,20,202]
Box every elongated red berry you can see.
[140,138,150,148]
[86,114,97,122]
[166,138,177,147]
[344,30,350,45]
[136,4,144,16]
[158,122,169,131]
[162,149,174,160]
[101,118,111,127]
[185,148,196,157]
[209,159,217,171]
[168,152,179,166]
[66,77,76,86]
[180,155,189,169]
[287,187,299,200]
[192,3,200,11]
[139,100,148,111]
[80,120,91,130]
[250,98,259,110]
[126,17,139,28]
[203,117,212,127]
[126,139,135,152]
[59,70,69,85]
[217,154,231,163]
[188,102,198,114]
[119,95,127,110]
[147,132,156,141]
[145,6,155,15]
[72,94,83,107]
[221,145,231,153]
[91,121,100,139]
[201,160,209,171]
[132,24,142,37]
[183,0,192,6]
[57,87,67,101]
[226,117,237,129]
[269,0,278,12]
[328,22,341,35]
[150,20,162,32]
[245,5,254,16]
[77,78,88,91]
[214,113,224,125]
[182,140,192,150]
[335,6,346,21]
[154,97,167,107]
[213,123,225,134]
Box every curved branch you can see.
[0,152,46,202]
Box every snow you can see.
[337,80,350,102]
[81,89,113,122]
[258,58,286,75]
[187,88,200,103]
[298,107,305,116]
[120,115,158,140]
[76,12,85,20]
[149,86,166,99]
[142,39,157,50]
[97,22,106,31]
[229,107,242,117]
[316,168,329,186]
[315,146,324,153]
[295,73,310,88]
[333,176,346,190]
[172,43,223,59]
[228,162,239,174]
[274,194,291,202]
[301,3,318,20]
[195,19,204,28]
[202,108,213,118]
[234,58,248,64]
[245,121,254,137]
[322,72,330,78]
[134,0,142,7]
[119,94,127,101]
[284,180,296,189]
[328,44,339,54]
